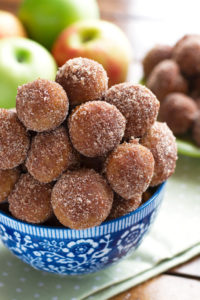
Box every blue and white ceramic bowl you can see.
[0,182,166,276]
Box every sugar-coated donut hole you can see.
[56,57,108,106]
[140,122,177,186]
[8,173,53,224]
[105,83,160,138]
[68,101,126,157]
[173,34,200,76]
[16,79,69,132]
[108,192,142,220]
[0,168,20,203]
[0,109,30,170]
[146,60,188,101]
[105,140,155,200]
[159,93,198,135]
[143,44,173,78]
[26,126,79,183]
[51,169,113,229]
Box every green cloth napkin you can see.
[0,155,200,300]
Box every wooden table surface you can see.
[1,0,200,299]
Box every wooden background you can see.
[0,0,200,299]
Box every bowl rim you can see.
[0,182,166,234]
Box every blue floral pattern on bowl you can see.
[0,182,165,275]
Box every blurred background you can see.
[2,0,200,83]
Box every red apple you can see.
[52,20,132,87]
[0,10,26,38]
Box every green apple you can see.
[18,0,99,49]
[0,37,57,108]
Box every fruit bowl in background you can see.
[0,182,165,276]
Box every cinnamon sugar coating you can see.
[159,93,198,134]
[56,57,108,106]
[173,34,200,76]
[16,79,69,132]
[143,44,173,78]
[193,112,200,146]
[68,101,126,157]
[146,60,188,101]
[8,173,52,224]
[140,122,177,186]
[108,192,142,220]
[105,140,154,200]
[26,126,79,183]
[51,169,113,229]
[0,168,20,203]
[105,83,159,138]
[0,109,30,169]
